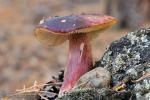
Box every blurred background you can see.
[0,0,149,96]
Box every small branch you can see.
[132,72,150,83]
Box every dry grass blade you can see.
[1,81,62,100]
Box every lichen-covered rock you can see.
[58,88,103,100]
[59,28,150,100]
[58,88,131,100]
[95,28,150,99]
[74,67,111,89]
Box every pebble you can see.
[74,67,111,89]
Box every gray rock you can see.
[95,27,150,99]
[58,88,131,100]
[59,28,150,100]
[74,67,111,89]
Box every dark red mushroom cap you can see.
[35,13,117,46]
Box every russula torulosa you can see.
[35,13,117,96]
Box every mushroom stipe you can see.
[35,13,117,97]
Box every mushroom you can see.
[35,13,117,97]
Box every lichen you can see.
[96,28,150,99]
[60,28,150,100]
[126,68,138,77]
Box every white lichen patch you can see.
[127,31,150,48]
[126,68,138,77]
[102,51,112,64]
[115,54,126,65]
[134,83,142,92]
[123,46,131,54]
[136,92,142,99]
[143,79,150,90]
[134,79,150,98]
[112,53,130,73]
[133,52,141,62]
[141,35,148,43]
[127,32,139,45]
[145,92,150,99]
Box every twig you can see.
[2,80,61,99]
[132,72,150,83]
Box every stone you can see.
[95,27,150,99]
[74,67,111,89]
[59,28,150,100]
[58,88,132,100]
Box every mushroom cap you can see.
[35,13,117,46]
